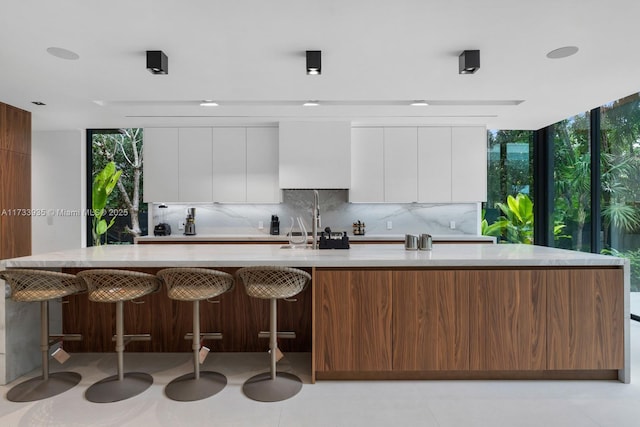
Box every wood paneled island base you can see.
[1,243,629,384]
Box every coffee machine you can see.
[184,207,196,235]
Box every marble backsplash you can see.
[150,190,480,236]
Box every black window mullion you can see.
[590,107,602,254]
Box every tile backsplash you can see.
[150,190,480,236]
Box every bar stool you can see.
[157,268,235,401]
[0,269,86,402]
[235,266,311,402]
[77,269,161,403]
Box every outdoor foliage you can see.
[91,162,121,246]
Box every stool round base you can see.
[7,371,81,402]
[85,372,153,403]
[164,371,227,402]
[242,371,303,402]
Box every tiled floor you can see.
[2,316,640,426]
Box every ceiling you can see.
[1,0,639,132]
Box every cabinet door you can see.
[246,127,280,203]
[451,127,487,202]
[466,270,546,371]
[393,270,468,371]
[178,128,213,202]
[384,127,418,202]
[418,127,452,203]
[350,128,384,202]
[547,269,624,370]
[315,269,392,373]
[212,128,246,202]
[143,128,179,202]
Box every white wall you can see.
[31,130,86,253]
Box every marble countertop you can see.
[1,243,625,269]
[134,234,496,243]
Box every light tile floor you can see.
[2,303,640,427]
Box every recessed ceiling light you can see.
[410,101,428,106]
[546,46,579,59]
[303,101,319,106]
[200,101,219,107]
[46,47,79,60]
[31,101,46,106]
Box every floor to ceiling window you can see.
[484,130,534,243]
[600,93,640,292]
[87,129,147,245]
[550,112,591,251]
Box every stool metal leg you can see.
[6,301,81,402]
[242,298,303,402]
[164,300,227,402]
[85,301,153,403]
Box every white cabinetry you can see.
[144,127,280,204]
[451,127,487,202]
[212,128,246,203]
[349,126,487,203]
[350,128,384,202]
[418,127,452,203]
[384,127,418,203]
[279,121,351,189]
[143,128,179,202]
[247,127,280,203]
[179,128,213,202]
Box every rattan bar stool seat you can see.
[157,268,235,401]
[77,269,161,403]
[0,269,86,402]
[236,266,311,402]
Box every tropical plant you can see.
[484,193,534,244]
[92,161,122,246]
[92,129,145,238]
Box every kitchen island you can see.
[0,243,629,384]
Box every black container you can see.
[270,215,280,235]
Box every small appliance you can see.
[153,203,172,236]
[184,207,196,236]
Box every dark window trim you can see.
[590,107,602,254]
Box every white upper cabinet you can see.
[418,127,452,203]
[384,127,418,203]
[279,121,351,189]
[350,128,384,202]
[212,128,246,203]
[143,128,179,202]
[349,125,487,203]
[246,127,280,203]
[451,127,487,202]
[179,128,213,202]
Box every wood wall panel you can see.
[547,269,624,370]
[467,270,546,371]
[315,269,392,372]
[0,102,31,260]
[392,270,468,371]
[62,267,312,353]
[1,103,31,154]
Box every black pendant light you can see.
[458,50,480,74]
[146,50,168,74]
[306,50,321,75]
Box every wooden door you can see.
[466,270,546,370]
[393,270,468,370]
[315,269,392,372]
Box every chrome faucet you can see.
[311,190,320,249]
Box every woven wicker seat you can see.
[76,269,161,403]
[158,267,235,301]
[78,269,161,303]
[0,269,85,402]
[1,269,86,302]
[236,266,310,300]
[157,268,235,401]
[235,266,311,402]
